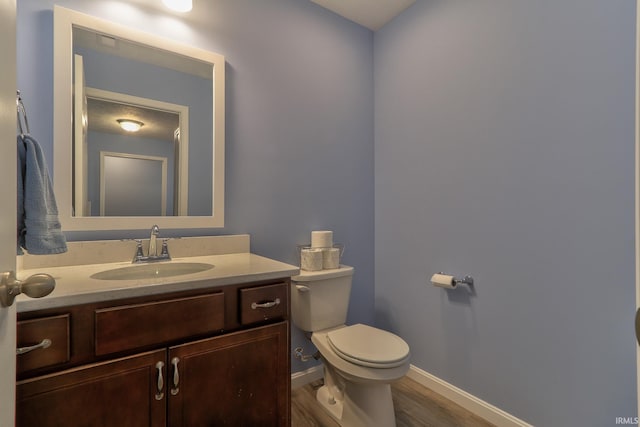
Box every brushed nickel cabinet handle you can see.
[171,357,180,396]
[16,338,52,355]
[155,361,165,400]
[251,298,281,310]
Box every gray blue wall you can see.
[374,1,636,425]
[16,0,374,374]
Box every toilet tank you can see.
[290,265,354,332]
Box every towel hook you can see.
[16,90,30,137]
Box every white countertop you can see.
[16,253,299,313]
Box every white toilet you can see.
[291,265,410,427]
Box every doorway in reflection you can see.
[100,152,168,216]
[80,92,182,217]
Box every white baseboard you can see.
[406,365,532,427]
[291,364,323,390]
[290,364,532,427]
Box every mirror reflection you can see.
[73,26,212,217]
[53,5,225,230]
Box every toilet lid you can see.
[326,324,410,368]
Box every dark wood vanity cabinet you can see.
[168,322,289,426]
[15,279,291,427]
[17,349,167,427]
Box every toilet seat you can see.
[326,324,410,368]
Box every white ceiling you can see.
[128,1,415,32]
[311,0,415,31]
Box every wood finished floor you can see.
[291,377,496,427]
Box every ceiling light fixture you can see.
[162,0,192,13]
[117,119,144,132]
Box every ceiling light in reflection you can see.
[162,0,192,13]
[117,119,144,132]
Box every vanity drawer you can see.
[95,292,225,356]
[17,314,70,375]
[239,282,288,325]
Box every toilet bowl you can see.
[311,324,410,426]
[291,266,410,427]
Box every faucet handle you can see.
[160,239,172,260]
[134,239,145,257]
[122,239,145,262]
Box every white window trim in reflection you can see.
[53,5,225,230]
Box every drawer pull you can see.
[170,357,180,396]
[251,298,281,310]
[16,338,52,355]
[155,361,164,400]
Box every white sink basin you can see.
[90,262,214,281]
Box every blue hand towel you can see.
[17,136,25,255]
[17,134,67,255]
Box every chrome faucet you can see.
[149,225,160,257]
[131,225,171,263]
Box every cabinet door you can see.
[16,349,167,427]
[168,322,290,427]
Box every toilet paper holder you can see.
[432,272,474,288]
[452,274,474,287]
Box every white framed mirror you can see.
[53,6,225,230]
